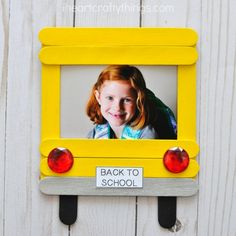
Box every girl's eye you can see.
[106,96,113,101]
[123,98,132,103]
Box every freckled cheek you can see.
[101,104,112,113]
[100,100,111,109]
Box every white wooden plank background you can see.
[0,0,9,235]
[0,0,236,236]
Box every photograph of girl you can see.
[86,65,177,139]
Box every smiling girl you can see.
[86,65,176,139]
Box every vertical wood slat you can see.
[177,65,197,140]
[72,1,140,235]
[197,0,236,235]
[56,0,75,27]
[0,0,9,235]
[5,1,38,235]
[41,65,60,139]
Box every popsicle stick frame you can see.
[38,28,199,197]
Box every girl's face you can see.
[95,80,137,128]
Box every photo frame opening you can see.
[60,65,177,138]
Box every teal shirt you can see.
[87,123,158,139]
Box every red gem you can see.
[47,148,74,173]
[163,147,189,173]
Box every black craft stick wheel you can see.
[158,196,177,228]
[59,195,78,225]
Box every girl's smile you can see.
[95,80,137,136]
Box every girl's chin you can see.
[106,116,127,125]
[109,121,126,127]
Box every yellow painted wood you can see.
[177,65,197,140]
[40,139,199,158]
[39,46,198,65]
[39,28,199,187]
[39,28,198,46]
[41,65,60,139]
[40,158,199,178]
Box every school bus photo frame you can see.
[38,28,199,197]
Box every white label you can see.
[96,167,143,188]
